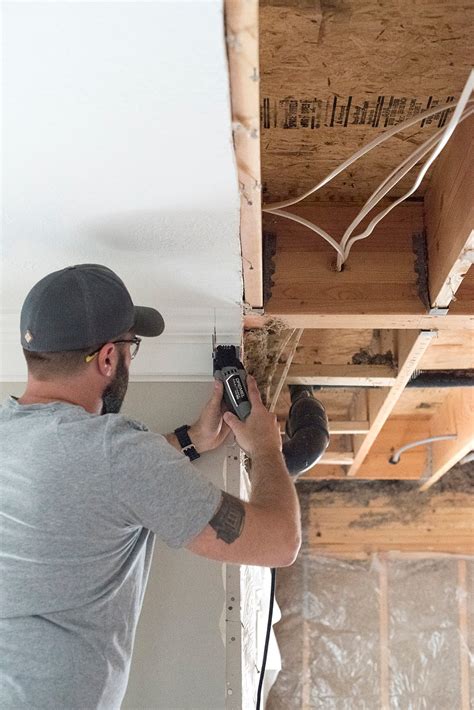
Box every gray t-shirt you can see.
[0,396,222,709]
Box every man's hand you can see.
[186,380,231,453]
[222,375,282,458]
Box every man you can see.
[0,264,301,709]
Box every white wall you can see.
[1,0,242,382]
[122,382,228,710]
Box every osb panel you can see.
[260,0,473,204]
[290,328,378,365]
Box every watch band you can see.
[174,425,200,461]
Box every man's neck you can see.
[17,393,79,407]
[18,381,102,414]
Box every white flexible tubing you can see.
[336,105,474,267]
[266,208,345,259]
[262,98,470,212]
[389,435,457,464]
[339,131,444,253]
[343,102,474,250]
[342,89,474,262]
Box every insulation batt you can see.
[267,554,473,709]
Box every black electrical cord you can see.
[256,567,276,710]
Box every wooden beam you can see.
[329,421,369,435]
[264,203,427,317]
[425,115,474,310]
[297,464,347,480]
[281,420,370,435]
[347,331,436,476]
[245,312,474,331]
[269,328,303,411]
[319,451,354,465]
[419,388,474,491]
[282,363,397,387]
[224,0,263,308]
[418,329,474,370]
[351,389,368,470]
[355,418,432,480]
[306,491,474,555]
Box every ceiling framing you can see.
[225,0,474,490]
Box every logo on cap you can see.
[24,330,33,344]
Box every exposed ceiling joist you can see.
[232,1,473,484]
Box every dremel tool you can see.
[212,318,251,421]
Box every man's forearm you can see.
[249,449,301,538]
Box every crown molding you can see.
[0,307,243,382]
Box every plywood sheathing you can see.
[418,330,474,370]
[259,0,473,204]
[424,114,474,310]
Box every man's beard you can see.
[101,351,129,415]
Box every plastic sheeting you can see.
[240,563,282,708]
[267,555,473,709]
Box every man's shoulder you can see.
[102,413,150,433]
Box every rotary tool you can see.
[212,325,251,420]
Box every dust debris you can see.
[412,231,431,310]
[351,349,395,367]
[243,317,288,404]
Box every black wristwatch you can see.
[174,425,200,461]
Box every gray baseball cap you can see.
[20,264,165,352]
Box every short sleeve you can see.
[104,416,222,548]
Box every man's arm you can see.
[186,376,301,568]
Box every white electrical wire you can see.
[339,74,474,267]
[262,70,474,269]
[337,130,445,265]
[264,209,345,259]
[389,435,457,464]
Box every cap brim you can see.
[133,306,165,337]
